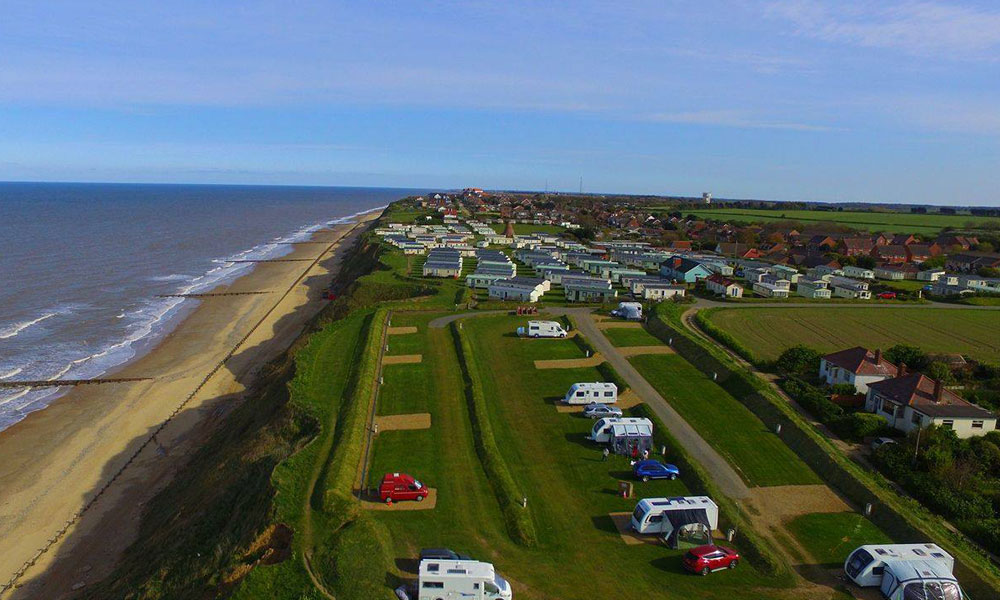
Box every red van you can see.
[379,472,429,504]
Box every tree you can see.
[775,345,822,376]
[920,255,946,270]
[927,361,955,385]
[886,344,929,371]
[977,266,1000,278]
[855,255,877,269]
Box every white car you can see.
[871,437,897,452]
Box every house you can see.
[796,277,832,299]
[487,277,547,302]
[808,235,837,251]
[890,234,918,246]
[935,235,978,251]
[638,282,686,301]
[820,347,898,393]
[752,280,790,298]
[842,265,875,280]
[669,240,693,252]
[905,244,936,263]
[705,274,744,298]
[660,257,713,283]
[946,252,1000,273]
[874,245,909,264]
[715,243,761,259]
[866,371,996,438]
[828,276,872,299]
[839,237,875,257]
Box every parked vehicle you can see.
[877,292,897,299]
[516,320,567,338]
[582,402,622,419]
[632,459,679,481]
[844,544,962,600]
[683,545,740,575]
[611,301,643,320]
[871,437,897,452]
[588,417,652,443]
[399,558,512,600]
[379,472,429,504]
[631,496,719,548]
[564,382,618,405]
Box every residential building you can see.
[875,245,909,264]
[487,277,547,302]
[563,277,618,303]
[946,252,1000,273]
[829,276,871,299]
[639,282,686,301]
[705,274,744,298]
[866,372,997,438]
[842,265,875,280]
[796,278,831,299]
[820,347,898,393]
[660,257,713,283]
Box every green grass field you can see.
[629,353,821,487]
[703,307,1000,363]
[601,326,664,347]
[677,207,1000,234]
[490,222,567,235]
[786,513,891,567]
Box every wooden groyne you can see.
[0,377,152,389]
[156,291,274,298]
[229,258,316,263]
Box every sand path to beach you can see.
[0,211,380,599]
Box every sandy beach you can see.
[0,210,381,599]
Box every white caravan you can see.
[564,382,618,405]
[611,301,643,320]
[516,320,567,338]
[844,544,962,600]
[630,496,719,533]
[588,417,652,443]
[417,558,512,600]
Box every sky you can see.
[0,1,998,205]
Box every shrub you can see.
[885,344,929,371]
[595,361,629,394]
[829,413,888,442]
[774,345,822,377]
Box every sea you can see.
[0,182,417,432]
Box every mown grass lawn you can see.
[629,353,821,487]
[602,326,664,347]
[378,363,431,415]
[786,512,891,567]
[703,307,1000,363]
[676,208,1000,234]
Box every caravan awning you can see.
[664,508,711,548]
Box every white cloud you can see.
[766,1,1000,58]
[644,109,834,132]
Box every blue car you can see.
[633,459,680,482]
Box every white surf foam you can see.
[0,312,58,340]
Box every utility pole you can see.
[579,176,583,194]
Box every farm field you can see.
[702,306,1000,363]
[629,353,821,487]
[602,325,664,347]
[490,222,566,235]
[677,208,1000,234]
[786,512,891,568]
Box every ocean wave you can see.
[0,312,58,340]
[0,366,23,379]
[149,274,192,282]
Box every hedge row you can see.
[630,404,791,581]
[693,309,761,366]
[647,305,1000,598]
[322,309,389,517]
[595,361,630,394]
[451,322,539,546]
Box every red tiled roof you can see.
[869,373,995,419]
[822,346,898,377]
[706,273,739,287]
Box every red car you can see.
[378,472,429,504]
[877,292,897,299]
[682,545,740,575]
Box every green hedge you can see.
[595,361,630,394]
[630,404,790,580]
[319,516,396,600]
[451,323,538,546]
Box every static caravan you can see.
[516,320,567,338]
[415,559,513,600]
[564,382,618,405]
[630,496,719,548]
[611,301,643,320]
[844,544,962,599]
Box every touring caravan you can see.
[415,558,512,600]
[563,382,618,405]
[588,417,654,456]
[588,417,652,443]
[516,320,567,338]
[611,301,643,320]
[844,544,962,600]
[630,496,719,548]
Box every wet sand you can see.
[0,210,381,598]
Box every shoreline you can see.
[0,208,383,598]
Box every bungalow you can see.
[660,257,713,283]
[916,269,945,282]
[563,277,618,303]
[946,252,1000,273]
[487,277,547,302]
[820,347,898,393]
[796,278,832,299]
[866,371,996,438]
[828,276,872,300]
[705,274,744,298]
[842,265,875,280]
[752,280,790,298]
[639,282,687,301]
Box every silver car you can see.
[583,402,623,419]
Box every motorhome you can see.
[844,544,962,600]
[630,496,720,548]
[588,417,652,443]
[563,382,618,405]
[415,558,512,600]
[516,320,567,338]
[611,301,643,320]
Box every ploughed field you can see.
[676,207,1000,234]
[702,307,1000,363]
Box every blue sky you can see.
[1,1,998,204]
